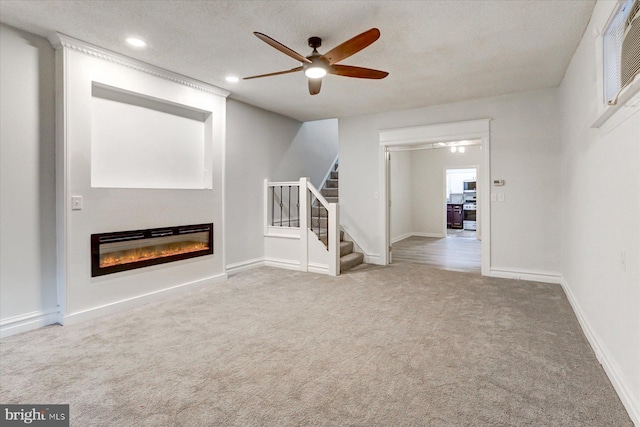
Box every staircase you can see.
[313,163,365,272]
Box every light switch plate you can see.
[498,193,505,202]
[71,196,83,210]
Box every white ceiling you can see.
[0,0,595,122]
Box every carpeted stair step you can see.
[321,188,338,198]
[313,197,338,206]
[322,196,338,204]
[311,206,327,216]
[330,171,339,180]
[325,178,339,189]
[311,217,329,228]
[340,240,354,257]
[340,251,364,272]
[317,230,345,246]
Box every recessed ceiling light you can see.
[126,37,147,48]
[225,76,240,83]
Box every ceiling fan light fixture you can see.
[304,66,327,79]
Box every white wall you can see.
[273,118,339,189]
[390,150,413,241]
[225,100,302,268]
[90,85,209,189]
[0,25,58,334]
[225,101,339,270]
[559,1,640,423]
[339,88,561,274]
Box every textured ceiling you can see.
[0,0,595,122]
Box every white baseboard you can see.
[411,232,444,238]
[264,257,301,271]
[308,262,329,274]
[364,254,382,264]
[226,258,265,275]
[391,232,443,244]
[0,309,61,338]
[489,267,561,284]
[62,273,228,326]
[561,277,639,426]
[391,233,413,244]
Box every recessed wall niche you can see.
[90,82,212,189]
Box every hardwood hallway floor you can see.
[391,234,481,274]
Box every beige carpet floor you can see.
[0,264,632,426]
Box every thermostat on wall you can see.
[492,179,505,186]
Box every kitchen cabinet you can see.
[447,204,463,229]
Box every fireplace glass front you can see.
[91,223,213,277]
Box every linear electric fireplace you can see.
[91,223,213,277]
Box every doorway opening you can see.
[388,147,482,274]
[379,119,491,276]
[446,167,477,240]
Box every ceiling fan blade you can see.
[308,78,322,95]
[323,28,381,65]
[243,66,303,80]
[254,32,312,64]
[329,64,389,79]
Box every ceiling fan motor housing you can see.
[308,36,322,49]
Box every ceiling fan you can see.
[244,28,389,95]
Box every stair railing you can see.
[265,181,300,228]
[306,179,339,276]
[264,177,339,276]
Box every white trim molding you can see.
[379,119,491,276]
[391,232,444,244]
[0,309,61,338]
[308,262,329,275]
[264,258,301,271]
[48,33,230,98]
[62,274,227,326]
[489,267,562,284]
[226,258,265,276]
[561,277,640,425]
[380,119,491,146]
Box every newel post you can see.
[263,178,269,235]
[299,177,309,272]
[328,203,340,276]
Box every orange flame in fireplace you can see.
[100,241,208,268]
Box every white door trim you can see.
[379,119,491,276]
